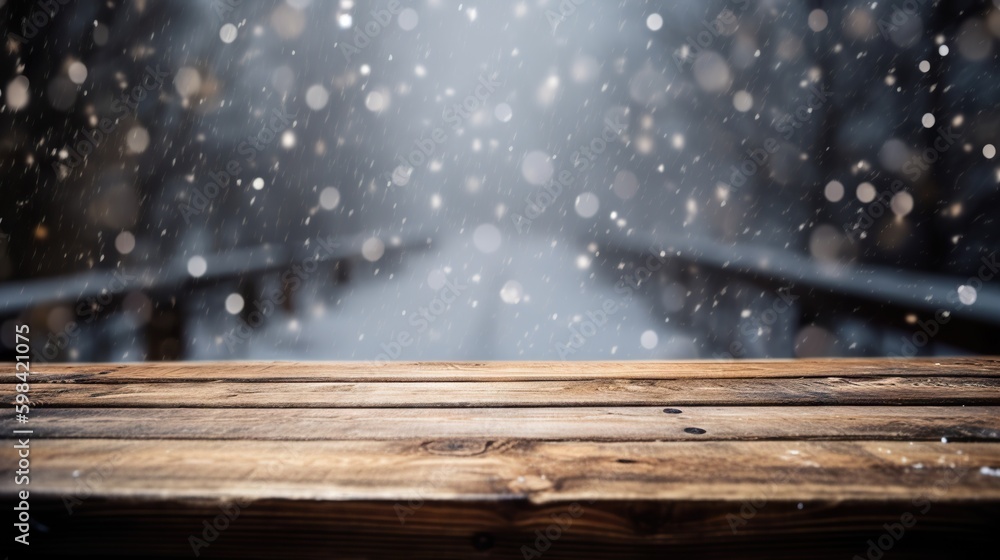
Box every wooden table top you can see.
[4,358,1000,558]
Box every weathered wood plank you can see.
[18,377,1000,407]
[5,439,999,503]
[8,357,1000,383]
[6,359,999,557]
[22,497,1000,559]
[6,406,999,441]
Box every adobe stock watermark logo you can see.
[371,272,468,364]
[891,251,998,357]
[713,286,798,359]
[672,0,750,70]
[211,0,244,20]
[187,441,304,556]
[554,246,665,359]
[727,84,831,190]
[519,500,594,559]
[545,0,588,34]
[726,462,807,533]
[901,126,960,180]
[62,452,125,515]
[394,466,459,525]
[509,115,626,234]
[34,270,137,364]
[852,464,969,560]
[875,0,932,41]
[6,0,72,44]
[223,235,340,353]
[189,498,253,557]
[383,72,501,187]
[842,180,905,243]
[53,66,170,176]
[179,106,296,223]
[339,0,404,62]
[844,127,959,243]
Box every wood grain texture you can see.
[23,497,1000,559]
[18,376,1000,407]
[8,357,1000,382]
[3,358,999,558]
[7,406,1000,441]
[7,439,999,503]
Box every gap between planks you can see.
[5,406,999,441]
[7,358,1000,383]
[17,377,1000,407]
[4,439,1000,504]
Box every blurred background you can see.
[1,0,998,362]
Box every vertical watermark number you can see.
[13,323,33,546]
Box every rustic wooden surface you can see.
[3,358,1000,559]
